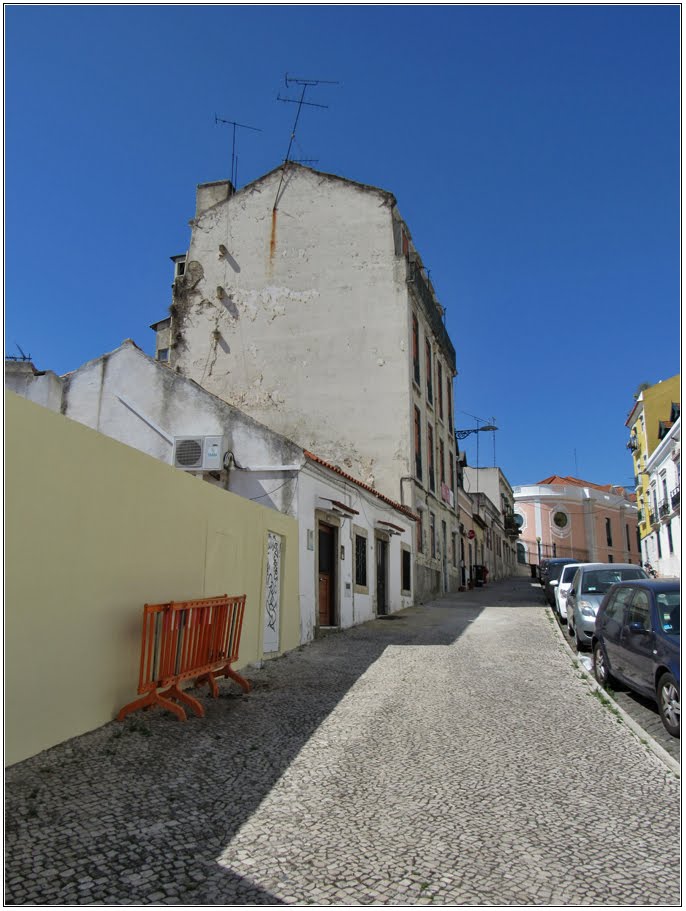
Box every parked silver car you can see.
[566,563,648,650]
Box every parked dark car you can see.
[543,558,578,607]
[593,579,680,738]
[538,559,551,585]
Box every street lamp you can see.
[455,424,498,440]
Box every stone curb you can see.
[549,605,681,777]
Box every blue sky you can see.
[5,5,680,488]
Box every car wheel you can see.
[657,672,680,738]
[593,642,613,687]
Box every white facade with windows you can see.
[462,466,518,579]
[642,418,680,578]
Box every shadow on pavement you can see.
[5,577,536,905]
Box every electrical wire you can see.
[249,478,295,502]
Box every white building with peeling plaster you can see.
[153,163,460,600]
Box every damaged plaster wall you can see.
[171,166,412,500]
[4,361,63,413]
[61,341,304,517]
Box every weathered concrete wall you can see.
[414,562,441,604]
[5,361,63,412]
[5,391,299,766]
[62,341,303,516]
[171,166,411,500]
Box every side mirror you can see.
[550,580,558,587]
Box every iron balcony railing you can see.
[659,501,671,520]
[649,511,657,527]
[502,513,521,537]
[637,508,644,524]
[671,486,680,509]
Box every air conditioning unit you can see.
[173,435,225,471]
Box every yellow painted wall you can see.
[628,374,680,540]
[642,375,680,456]
[5,392,299,766]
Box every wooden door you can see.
[318,523,336,626]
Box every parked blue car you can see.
[592,580,680,737]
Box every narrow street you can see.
[5,576,680,906]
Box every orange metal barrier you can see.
[117,594,251,722]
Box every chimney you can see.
[195,180,236,219]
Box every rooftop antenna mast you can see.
[6,343,32,362]
[214,115,262,189]
[274,73,338,209]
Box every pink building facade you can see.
[512,476,640,570]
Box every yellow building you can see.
[626,374,680,544]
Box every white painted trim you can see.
[534,500,542,541]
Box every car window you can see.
[582,569,647,594]
[570,570,581,593]
[548,564,569,582]
[561,565,578,584]
[618,568,648,581]
[626,590,651,631]
[656,593,680,636]
[604,586,634,622]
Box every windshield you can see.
[657,593,680,636]
[561,565,578,584]
[581,568,647,595]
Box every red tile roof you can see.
[304,451,418,521]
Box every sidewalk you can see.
[5,576,681,905]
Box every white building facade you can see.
[152,163,459,601]
[642,417,680,578]
[463,466,518,579]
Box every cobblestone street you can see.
[5,576,681,905]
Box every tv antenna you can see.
[214,115,262,189]
[6,343,32,362]
[274,74,338,209]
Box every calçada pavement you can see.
[5,576,681,905]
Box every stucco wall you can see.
[5,362,63,412]
[171,166,411,499]
[297,464,415,642]
[513,484,639,565]
[5,392,299,766]
[62,342,303,516]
